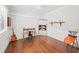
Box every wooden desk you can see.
[23,28,36,38]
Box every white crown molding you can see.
[41,6,68,16]
[8,13,39,18]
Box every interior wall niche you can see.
[39,25,47,31]
[38,19,47,35]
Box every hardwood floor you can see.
[5,35,79,53]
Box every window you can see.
[0,16,5,31]
[0,6,7,34]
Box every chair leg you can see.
[66,44,75,53]
[76,39,78,47]
[66,44,71,53]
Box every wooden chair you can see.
[22,28,36,39]
[64,34,78,47]
[64,34,78,52]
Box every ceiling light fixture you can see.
[34,5,43,10]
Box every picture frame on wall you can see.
[7,16,11,27]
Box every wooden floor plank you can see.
[5,35,79,53]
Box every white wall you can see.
[8,6,79,43]
[10,14,38,39]
[42,6,79,42]
[0,6,11,53]
[0,28,11,52]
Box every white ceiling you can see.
[6,5,65,16]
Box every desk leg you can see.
[23,33,24,39]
